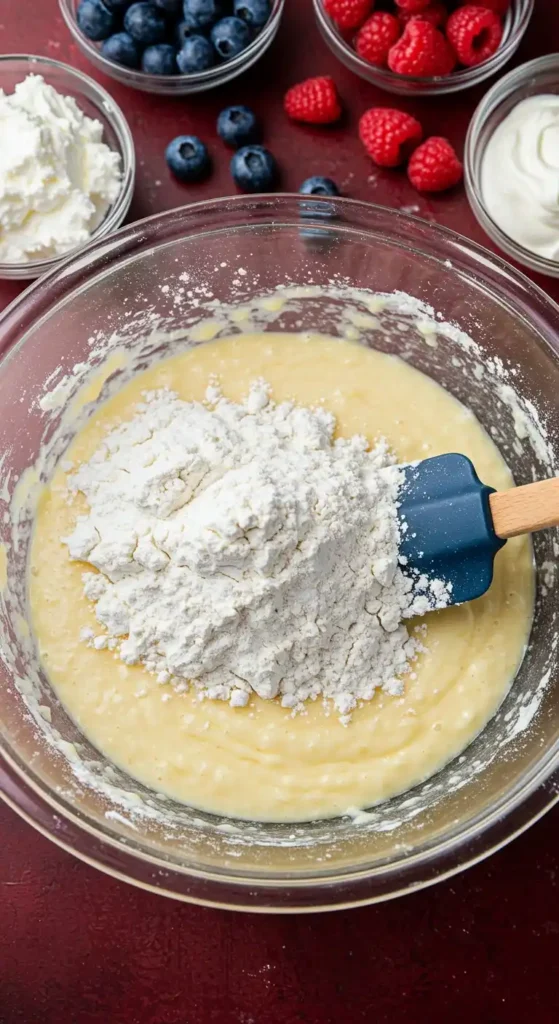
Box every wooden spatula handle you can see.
[489,477,559,539]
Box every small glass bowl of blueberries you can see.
[59,0,285,94]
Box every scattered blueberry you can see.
[230,145,277,192]
[234,0,270,29]
[77,0,118,41]
[174,14,199,47]
[142,42,178,73]
[166,135,211,181]
[299,175,338,245]
[124,2,167,44]
[101,31,142,67]
[182,0,225,29]
[211,16,252,61]
[176,34,215,72]
[299,176,339,197]
[217,105,259,148]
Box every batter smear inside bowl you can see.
[29,333,534,822]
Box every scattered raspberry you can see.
[458,0,509,13]
[323,0,373,30]
[395,0,433,12]
[359,107,423,168]
[355,12,401,67]
[447,5,503,66]
[407,136,463,192]
[398,2,447,29]
[284,76,342,124]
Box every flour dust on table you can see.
[30,334,534,821]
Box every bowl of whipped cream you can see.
[0,55,135,280]
[466,54,559,277]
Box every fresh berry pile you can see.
[323,0,508,77]
[76,0,272,75]
[165,103,279,193]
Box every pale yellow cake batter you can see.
[29,334,534,821]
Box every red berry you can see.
[407,136,463,192]
[388,20,456,76]
[395,0,433,11]
[284,76,342,125]
[398,2,447,29]
[458,0,509,13]
[446,5,503,67]
[355,12,401,67]
[323,0,373,30]
[359,107,423,168]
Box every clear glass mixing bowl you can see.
[0,196,558,912]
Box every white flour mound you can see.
[63,382,447,716]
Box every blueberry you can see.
[142,43,178,73]
[230,145,277,192]
[166,135,211,181]
[176,35,215,72]
[233,0,270,29]
[298,176,338,245]
[124,2,167,44]
[217,105,259,148]
[101,31,142,67]
[103,0,134,10]
[77,0,118,41]
[211,16,252,61]
[102,0,134,10]
[299,176,339,197]
[183,0,225,28]
[154,0,182,10]
[174,14,199,46]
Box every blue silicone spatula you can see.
[399,454,559,605]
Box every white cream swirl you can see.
[481,94,559,261]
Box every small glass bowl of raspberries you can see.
[314,0,534,95]
[59,0,285,95]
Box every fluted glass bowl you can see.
[0,195,558,912]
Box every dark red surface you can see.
[1,2,559,1022]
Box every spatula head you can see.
[399,454,505,606]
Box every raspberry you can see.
[395,0,433,11]
[407,137,463,192]
[446,5,503,67]
[398,2,447,29]
[388,20,456,76]
[359,107,423,168]
[355,12,401,67]
[284,76,342,124]
[458,0,509,13]
[323,0,373,30]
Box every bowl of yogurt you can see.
[0,55,135,280]
[466,55,559,277]
[0,195,558,911]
